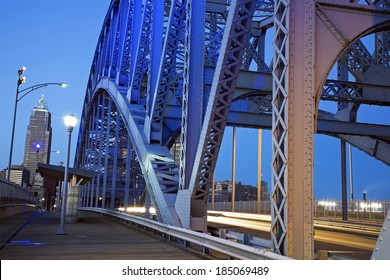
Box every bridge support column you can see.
[124,136,132,209]
[341,140,348,221]
[65,178,80,223]
[272,0,315,259]
[176,0,206,229]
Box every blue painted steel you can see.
[110,3,120,79]
[127,0,153,104]
[102,97,110,208]
[147,0,164,118]
[117,0,134,86]
[188,0,257,231]
[110,113,120,209]
[124,137,131,208]
[74,0,390,236]
[179,0,206,191]
[93,77,181,226]
[130,0,142,85]
[148,0,187,144]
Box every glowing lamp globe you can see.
[64,114,78,131]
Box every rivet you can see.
[379,237,383,241]
[376,248,379,251]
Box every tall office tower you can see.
[23,95,52,186]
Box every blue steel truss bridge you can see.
[14,0,390,260]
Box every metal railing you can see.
[209,201,271,214]
[80,207,290,260]
[209,200,390,221]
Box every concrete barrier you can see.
[0,204,38,219]
[65,185,80,223]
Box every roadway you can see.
[207,211,380,259]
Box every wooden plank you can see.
[0,211,202,260]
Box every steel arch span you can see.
[75,0,390,259]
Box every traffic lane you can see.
[208,215,376,259]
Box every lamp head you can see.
[64,114,77,132]
[59,83,67,88]
[35,143,41,152]
[18,76,26,85]
[18,67,26,75]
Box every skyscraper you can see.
[23,95,52,187]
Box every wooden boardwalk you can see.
[0,211,203,260]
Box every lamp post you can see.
[32,143,42,195]
[7,67,67,182]
[56,114,77,235]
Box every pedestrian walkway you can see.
[0,210,203,260]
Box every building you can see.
[0,165,30,187]
[23,95,52,197]
[211,180,269,202]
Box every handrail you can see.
[80,207,290,260]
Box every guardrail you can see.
[0,178,40,218]
[80,207,290,260]
[208,227,272,250]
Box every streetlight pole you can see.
[7,67,26,182]
[57,114,77,235]
[7,67,67,182]
[32,143,41,195]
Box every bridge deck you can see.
[0,211,202,260]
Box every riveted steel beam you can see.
[188,0,257,232]
[270,0,390,259]
[127,0,154,104]
[148,0,187,143]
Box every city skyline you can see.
[0,1,110,174]
[0,0,389,201]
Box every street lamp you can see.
[7,67,67,182]
[56,114,77,235]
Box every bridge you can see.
[1,0,390,261]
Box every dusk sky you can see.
[1,0,389,201]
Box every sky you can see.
[0,1,111,174]
[0,0,389,202]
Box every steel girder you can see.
[323,79,390,106]
[175,0,207,228]
[147,0,187,144]
[186,0,257,231]
[271,0,390,259]
[78,91,141,210]
[127,0,154,104]
[79,77,179,224]
[372,206,390,260]
[113,78,181,224]
[204,63,390,167]
[376,31,390,66]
